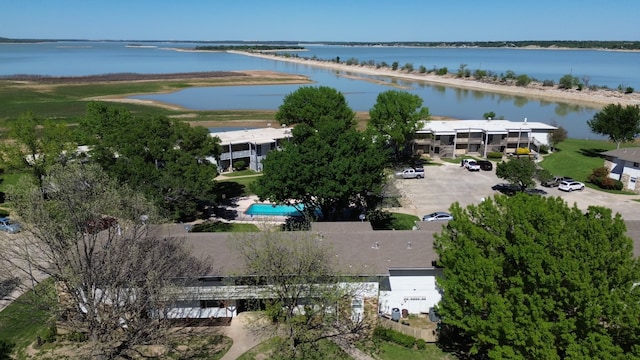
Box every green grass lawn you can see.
[539,139,639,194]
[371,341,454,360]
[220,169,258,177]
[237,337,351,360]
[189,221,260,233]
[0,281,55,359]
[539,138,623,182]
[372,212,421,230]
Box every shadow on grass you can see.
[578,148,608,158]
[214,181,247,200]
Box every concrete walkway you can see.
[220,312,270,360]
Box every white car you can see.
[558,180,585,192]
[462,159,480,171]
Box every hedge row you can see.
[373,326,426,350]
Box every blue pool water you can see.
[245,203,317,217]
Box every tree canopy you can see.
[78,102,221,221]
[1,163,212,358]
[275,86,355,128]
[434,195,640,359]
[368,90,430,162]
[0,111,73,189]
[547,123,568,151]
[587,103,640,149]
[253,119,388,222]
[232,231,372,358]
[495,157,539,190]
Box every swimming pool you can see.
[245,203,318,217]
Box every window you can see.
[633,162,639,168]
[631,177,637,184]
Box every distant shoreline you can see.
[230,51,640,109]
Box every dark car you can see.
[491,183,520,195]
[476,160,493,171]
[524,188,548,195]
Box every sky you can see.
[2,0,639,42]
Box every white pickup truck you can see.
[462,159,481,171]
[395,168,424,179]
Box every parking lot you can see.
[392,162,640,221]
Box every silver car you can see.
[422,212,454,221]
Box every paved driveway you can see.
[392,162,640,221]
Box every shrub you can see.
[538,144,549,154]
[373,327,415,348]
[402,63,414,72]
[487,152,504,159]
[66,331,87,342]
[559,74,579,89]
[40,324,57,344]
[0,208,8,217]
[416,338,427,350]
[233,160,247,170]
[436,67,448,75]
[516,147,530,155]
[504,70,516,79]
[345,57,359,65]
[473,69,487,79]
[515,74,532,87]
[588,167,624,190]
[418,65,427,73]
[625,87,634,94]
[542,79,555,87]
[391,61,399,70]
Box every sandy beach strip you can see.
[230,51,640,109]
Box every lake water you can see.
[3,41,639,139]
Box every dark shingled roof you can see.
[601,148,640,163]
[156,220,640,277]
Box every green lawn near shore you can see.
[539,138,638,183]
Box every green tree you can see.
[275,86,355,128]
[483,111,496,120]
[391,61,399,70]
[232,230,372,359]
[2,163,212,359]
[434,196,640,359]
[78,102,220,221]
[558,74,580,89]
[254,119,387,222]
[547,123,568,151]
[0,111,73,189]
[495,157,538,191]
[587,103,640,149]
[368,90,430,162]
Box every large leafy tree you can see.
[368,90,430,162]
[434,195,640,359]
[1,163,212,359]
[78,102,221,221]
[232,231,372,359]
[0,111,74,189]
[275,86,356,127]
[254,119,387,222]
[587,103,640,149]
[495,157,538,191]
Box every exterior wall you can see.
[379,269,443,315]
[607,158,640,193]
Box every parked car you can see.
[558,180,585,192]
[422,212,454,221]
[542,176,573,187]
[492,183,520,196]
[476,160,493,171]
[462,159,480,171]
[395,168,423,179]
[0,217,21,234]
[413,161,425,176]
[524,188,548,195]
